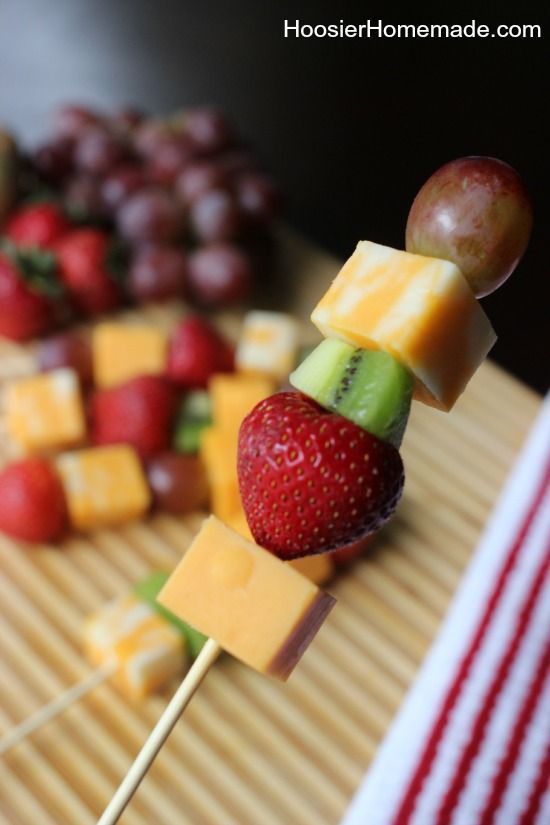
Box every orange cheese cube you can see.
[56,445,151,530]
[226,507,334,585]
[289,553,334,585]
[93,322,168,388]
[6,368,86,453]
[158,516,336,680]
[311,241,497,411]
[200,427,241,521]
[209,372,274,436]
[236,311,299,381]
[84,593,186,700]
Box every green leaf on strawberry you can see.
[0,238,65,299]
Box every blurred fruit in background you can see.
[0,100,282,341]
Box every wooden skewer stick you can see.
[0,663,116,756]
[98,637,221,825]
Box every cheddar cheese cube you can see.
[226,507,334,585]
[158,516,336,680]
[56,445,151,530]
[289,553,334,585]
[84,593,186,700]
[209,373,274,437]
[236,311,299,381]
[311,241,497,411]
[93,322,168,388]
[200,427,241,521]
[6,368,86,453]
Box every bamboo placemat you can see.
[0,229,542,824]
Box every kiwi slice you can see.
[290,338,413,447]
[173,390,212,454]
[134,572,207,658]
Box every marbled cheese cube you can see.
[93,323,168,389]
[311,241,497,411]
[236,311,299,381]
[6,368,86,453]
[84,593,186,700]
[56,445,151,530]
[158,516,335,680]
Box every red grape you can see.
[64,175,105,221]
[237,173,280,224]
[117,188,183,245]
[110,106,145,134]
[146,452,209,514]
[218,148,258,178]
[183,107,232,154]
[406,156,533,297]
[100,164,149,214]
[188,243,252,306]
[331,535,374,566]
[189,189,242,243]
[32,139,74,185]
[129,245,187,302]
[175,161,230,205]
[37,331,93,386]
[74,127,128,176]
[133,120,173,159]
[54,104,102,142]
[145,135,195,185]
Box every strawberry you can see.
[167,316,234,389]
[90,375,177,459]
[5,202,71,250]
[55,228,121,316]
[0,251,56,341]
[238,392,404,559]
[0,458,68,543]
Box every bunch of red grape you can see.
[28,103,280,307]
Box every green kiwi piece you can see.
[289,338,413,447]
[134,572,207,658]
[173,390,212,454]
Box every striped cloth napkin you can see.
[342,395,550,825]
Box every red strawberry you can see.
[6,203,71,250]
[90,375,177,459]
[238,392,404,559]
[0,252,55,341]
[0,458,68,543]
[55,229,121,316]
[167,316,234,389]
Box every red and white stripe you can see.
[342,396,550,825]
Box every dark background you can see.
[0,0,548,392]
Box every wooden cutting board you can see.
[0,229,542,825]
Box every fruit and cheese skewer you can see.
[0,541,339,755]
[97,156,532,825]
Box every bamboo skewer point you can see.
[0,663,116,756]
